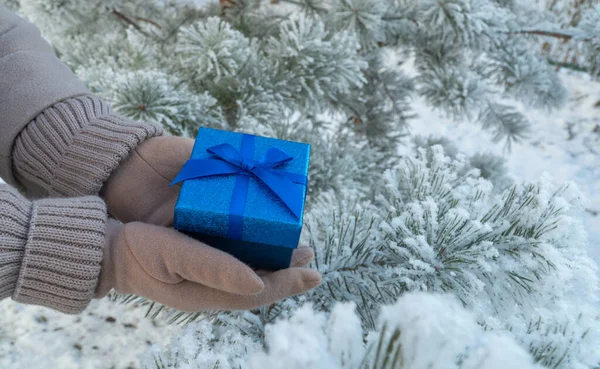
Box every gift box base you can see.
[182,231,295,271]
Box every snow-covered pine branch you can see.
[574,6,600,77]
[145,293,544,369]
[521,1,600,78]
[18,0,579,146]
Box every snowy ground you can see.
[0,73,598,369]
[0,298,181,369]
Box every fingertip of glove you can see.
[249,273,266,294]
[302,269,322,288]
[284,268,322,297]
[234,269,265,296]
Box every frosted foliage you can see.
[249,303,364,369]
[265,15,367,109]
[110,71,225,136]
[378,147,598,314]
[468,152,512,190]
[411,135,513,192]
[290,146,600,367]
[350,53,414,150]
[19,0,122,36]
[375,147,600,367]
[487,48,568,110]
[529,1,600,78]
[478,102,530,147]
[418,66,486,120]
[578,6,600,44]
[326,303,364,368]
[511,312,600,369]
[577,6,600,76]
[144,319,263,369]
[19,0,593,145]
[540,0,596,25]
[249,294,542,369]
[148,295,544,369]
[329,0,387,50]
[418,0,497,47]
[77,68,225,136]
[412,135,461,160]
[370,292,540,369]
[177,17,252,82]
[306,136,388,198]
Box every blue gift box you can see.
[171,127,310,271]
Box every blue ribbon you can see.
[170,134,307,240]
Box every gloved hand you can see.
[100,135,194,226]
[95,219,321,311]
[97,135,322,310]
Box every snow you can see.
[0,67,598,369]
[0,298,181,369]
[181,0,215,6]
[250,293,540,369]
[249,303,366,369]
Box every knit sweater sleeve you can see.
[0,4,164,197]
[0,184,107,314]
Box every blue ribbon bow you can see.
[170,134,307,240]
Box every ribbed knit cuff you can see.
[0,185,107,314]
[13,95,164,198]
[0,186,30,301]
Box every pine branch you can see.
[547,58,590,73]
[134,16,162,29]
[514,29,576,40]
[220,0,237,8]
[112,9,150,36]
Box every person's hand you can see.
[96,219,322,312]
[100,135,194,226]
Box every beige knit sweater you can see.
[0,4,164,313]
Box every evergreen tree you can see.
[19,0,590,147]
[11,0,600,367]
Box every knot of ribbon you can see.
[170,136,308,224]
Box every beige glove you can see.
[95,219,321,312]
[100,135,196,226]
